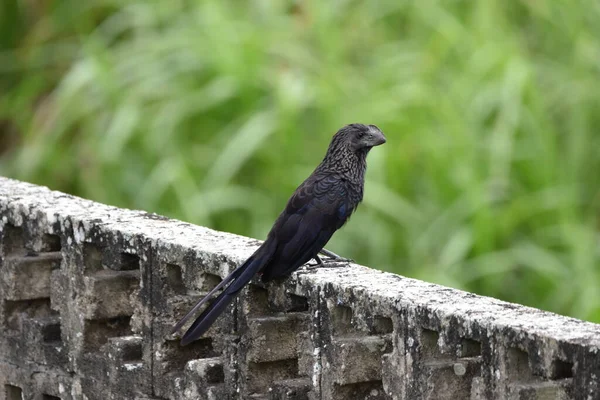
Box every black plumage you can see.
[172,123,386,345]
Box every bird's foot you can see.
[302,255,352,271]
[323,257,353,265]
[303,255,324,270]
[319,249,353,264]
[302,263,322,271]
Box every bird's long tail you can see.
[174,246,272,346]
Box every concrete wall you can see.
[0,177,598,400]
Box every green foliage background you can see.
[1,0,599,322]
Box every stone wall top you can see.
[0,176,598,400]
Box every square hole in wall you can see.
[121,340,143,362]
[371,315,393,335]
[332,305,354,336]
[2,224,25,256]
[119,253,140,270]
[551,358,574,380]
[248,358,299,394]
[42,323,62,343]
[166,263,186,294]
[460,338,481,357]
[83,243,103,274]
[4,298,53,331]
[198,272,222,292]
[246,285,271,316]
[287,294,309,312]
[420,328,440,359]
[507,348,534,381]
[84,316,132,351]
[42,234,62,252]
[205,362,225,384]
[5,385,23,400]
[162,337,217,371]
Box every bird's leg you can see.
[319,248,354,264]
[319,248,341,259]
[303,255,324,270]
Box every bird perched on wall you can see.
[172,123,386,345]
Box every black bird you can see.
[172,124,386,345]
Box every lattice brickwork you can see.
[1,177,599,399]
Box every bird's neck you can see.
[319,147,368,184]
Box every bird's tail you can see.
[179,287,236,345]
[171,261,246,335]
[174,244,274,346]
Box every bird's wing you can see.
[261,175,352,280]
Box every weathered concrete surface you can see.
[0,176,599,400]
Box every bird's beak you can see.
[368,130,386,147]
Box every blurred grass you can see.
[1,0,599,322]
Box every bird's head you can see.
[332,123,386,153]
